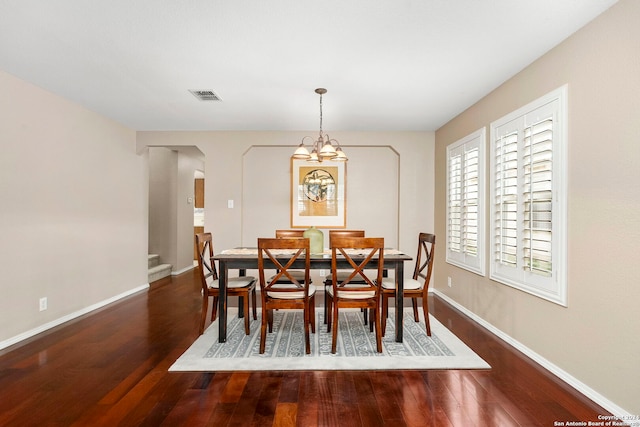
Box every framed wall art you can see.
[290,158,346,228]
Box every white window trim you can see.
[489,85,568,306]
[446,127,486,276]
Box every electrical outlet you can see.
[39,297,48,311]
[447,277,452,288]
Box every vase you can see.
[303,226,324,254]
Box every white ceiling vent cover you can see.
[189,90,222,101]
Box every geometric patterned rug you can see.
[169,308,490,371]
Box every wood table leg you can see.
[395,261,404,343]
[218,261,228,343]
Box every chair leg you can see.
[369,308,374,332]
[331,303,339,354]
[422,298,431,336]
[373,305,383,353]
[268,309,274,333]
[412,298,419,322]
[384,294,389,318]
[211,296,219,321]
[243,293,251,335]
[199,295,209,335]
[326,295,333,332]
[381,294,388,337]
[259,306,268,354]
[310,294,316,334]
[304,306,311,355]
[323,287,329,324]
[252,289,258,320]
[363,307,368,325]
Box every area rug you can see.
[169,308,490,371]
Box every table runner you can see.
[220,248,405,256]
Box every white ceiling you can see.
[0,0,617,131]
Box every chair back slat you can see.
[275,229,305,238]
[258,238,311,295]
[263,248,306,287]
[330,236,384,294]
[328,229,365,246]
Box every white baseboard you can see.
[0,284,150,351]
[431,289,632,418]
[172,264,195,276]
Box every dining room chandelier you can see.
[292,88,348,162]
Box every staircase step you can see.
[148,254,160,269]
[148,263,172,283]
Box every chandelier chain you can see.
[319,92,323,136]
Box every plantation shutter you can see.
[523,119,553,277]
[446,129,485,275]
[448,151,462,253]
[489,85,567,306]
[494,131,519,268]
[463,146,479,257]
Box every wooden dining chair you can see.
[326,236,385,354]
[272,230,308,284]
[257,237,316,354]
[381,233,436,337]
[323,230,366,324]
[195,232,257,335]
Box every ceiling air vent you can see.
[189,90,222,101]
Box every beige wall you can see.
[176,150,205,270]
[148,147,178,266]
[0,69,148,346]
[241,145,399,245]
[148,147,204,272]
[137,131,435,276]
[434,0,639,414]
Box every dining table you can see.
[213,248,413,343]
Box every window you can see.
[490,85,568,306]
[446,128,485,275]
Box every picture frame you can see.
[290,158,346,228]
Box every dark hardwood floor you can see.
[0,269,615,426]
